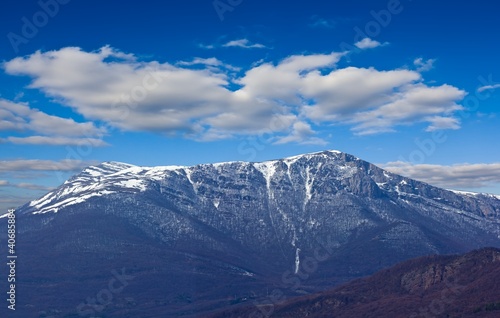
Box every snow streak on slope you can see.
[253,161,277,198]
[294,248,301,274]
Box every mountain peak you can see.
[19,150,500,219]
[283,149,343,159]
[270,149,347,164]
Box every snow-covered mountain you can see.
[5,150,500,317]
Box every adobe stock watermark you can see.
[213,0,243,21]
[6,209,17,311]
[248,235,340,318]
[7,0,72,53]
[398,74,499,164]
[76,268,135,317]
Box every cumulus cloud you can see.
[3,45,467,142]
[414,58,435,72]
[274,121,327,145]
[303,69,465,134]
[4,46,236,135]
[424,116,460,132]
[354,38,387,50]
[0,98,106,146]
[382,161,500,189]
[236,52,346,104]
[222,39,266,49]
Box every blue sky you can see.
[1,0,500,211]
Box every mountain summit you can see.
[4,150,500,317]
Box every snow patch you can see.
[294,248,301,274]
[307,219,318,228]
[253,161,277,196]
[30,191,55,207]
[116,179,147,191]
[34,192,108,214]
[212,161,243,168]
[284,150,342,163]
[304,167,315,208]
[383,171,392,179]
[85,168,105,177]
[450,189,500,200]
[284,155,301,166]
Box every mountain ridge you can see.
[2,149,500,317]
[18,150,500,216]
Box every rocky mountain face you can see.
[214,247,500,318]
[1,150,500,317]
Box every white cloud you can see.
[0,159,96,172]
[3,46,467,142]
[4,46,237,135]
[302,67,420,117]
[354,38,387,50]
[382,161,500,189]
[414,58,436,72]
[222,39,266,49]
[0,180,53,191]
[424,116,460,132]
[302,68,465,134]
[177,57,223,67]
[4,136,108,146]
[274,121,327,145]
[477,83,500,92]
[0,98,106,146]
[14,183,55,191]
[177,57,240,72]
[236,52,345,104]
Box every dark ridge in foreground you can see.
[213,247,500,318]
